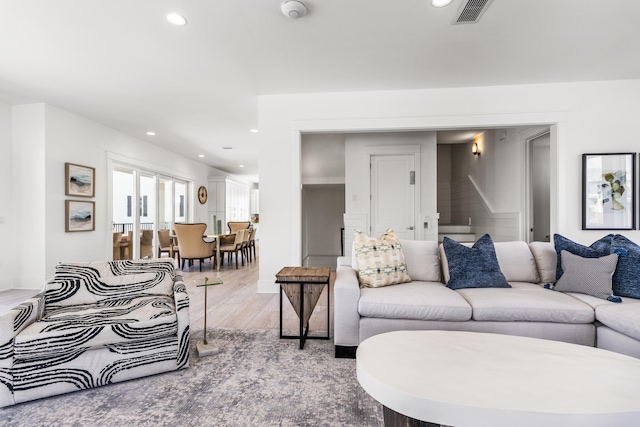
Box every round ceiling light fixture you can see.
[281,1,307,18]
[432,0,453,7]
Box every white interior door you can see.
[371,155,415,239]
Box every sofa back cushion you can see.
[398,239,441,282]
[493,241,540,283]
[59,259,178,279]
[47,259,176,306]
[529,241,557,284]
[45,272,174,306]
[440,239,540,284]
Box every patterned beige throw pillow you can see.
[354,229,411,288]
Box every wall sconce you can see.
[472,141,481,156]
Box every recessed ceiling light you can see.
[146,131,156,136]
[198,154,205,158]
[432,0,453,7]
[250,129,259,133]
[166,13,187,26]
[239,165,245,168]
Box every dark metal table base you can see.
[278,280,330,350]
[383,406,440,427]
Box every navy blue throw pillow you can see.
[553,234,614,282]
[443,234,510,290]
[611,235,640,299]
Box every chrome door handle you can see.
[407,226,414,230]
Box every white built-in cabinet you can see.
[250,188,259,218]
[207,177,250,234]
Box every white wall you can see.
[12,104,46,289]
[1,103,221,290]
[301,133,345,184]
[257,79,640,292]
[0,101,11,289]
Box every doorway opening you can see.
[527,130,551,242]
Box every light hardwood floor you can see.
[0,248,335,338]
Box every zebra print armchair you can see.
[0,259,189,407]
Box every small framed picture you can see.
[582,153,636,230]
[66,200,95,232]
[65,163,95,197]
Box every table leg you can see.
[203,286,208,345]
[196,285,219,357]
[299,282,305,349]
[279,285,283,339]
[216,237,221,271]
[326,281,330,340]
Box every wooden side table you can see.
[276,266,330,349]
[194,276,223,357]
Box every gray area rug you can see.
[1,329,383,427]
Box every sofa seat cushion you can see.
[358,281,472,321]
[455,282,595,323]
[596,299,640,341]
[14,295,177,358]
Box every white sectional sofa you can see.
[334,239,640,359]
[0,259,189,407]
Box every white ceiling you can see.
[1,0,639,183]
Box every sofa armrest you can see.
[334,258,361,349]
[0,292,45,407]
[173,281,190,369]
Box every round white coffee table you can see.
[357,330,640,427]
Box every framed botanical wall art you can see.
[582,153,636,230]
[66,200,95,232]
[65,163,95,197]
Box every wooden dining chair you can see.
[247,227,257,262]
[120,231,132,260]
[174,223,215,271]
[140,229,154,259]
[227,221,251,234]
[241,228,251,264]
[112,232,123,260]
[157,229,180,264]
[219,229,245,269]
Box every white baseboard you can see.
[257,279,279,294]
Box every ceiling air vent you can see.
[453,0,494,24]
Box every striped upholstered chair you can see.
[0,258,189,407]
